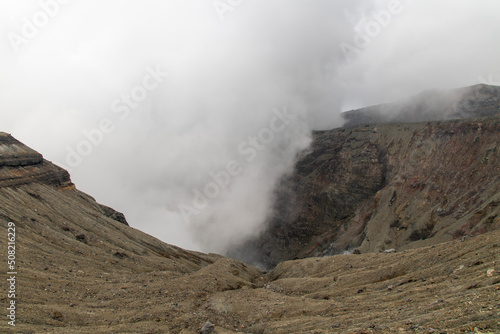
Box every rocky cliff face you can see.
[231,85,500,267]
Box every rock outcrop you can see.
[0,132,129,226]
[231,85,500,267]
[0,132,43,166]
[0,132,72,189]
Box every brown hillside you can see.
[0,102,499,332]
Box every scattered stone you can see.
[331,323,341,328]
[114,252,129,259]
[486,269,495,277]
[388,285,394,291]
[383,248,396,253]
[75,234,87,243]
[353,249,361,254]
[199,321,215,334]
[436,208,448,216]
[52,311,63,321]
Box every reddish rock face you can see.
[231,86,500,268]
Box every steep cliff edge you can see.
[231,86,500,267]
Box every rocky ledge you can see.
[0,132,128,225]
[0,132,71,188]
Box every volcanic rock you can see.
[230,85,500,267]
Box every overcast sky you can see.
[1,0,499,253]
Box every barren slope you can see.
[0,131,499,333]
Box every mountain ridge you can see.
[342,84,500,127]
